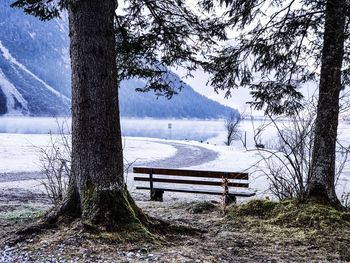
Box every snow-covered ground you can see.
[0,134,177,173]
[0,133,274,200]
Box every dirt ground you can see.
[0,188,348,263]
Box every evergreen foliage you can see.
[11,0,228,98]
[115,0,227,98]
[200,0,349,115]
[199,0,349,204]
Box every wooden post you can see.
[150,169,154,201]
[223,172,236,205]
[149,169,163,201]
[223,172,229,205]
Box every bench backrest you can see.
[133,167,249,188]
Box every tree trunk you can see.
[48,0,146,230]
[307,0,346,205]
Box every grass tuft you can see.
[227,199,350,261]
[228,199,350,229]
[186,201,217,214]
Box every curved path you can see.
[0,140,218,182]
[136,140,218,168]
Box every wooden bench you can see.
[133,167,256,203]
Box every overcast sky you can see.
[174,68,253,113]
[174,68,319,115]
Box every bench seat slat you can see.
[133,167,248,180]
[136,187,256,197]
[134,177,249,188]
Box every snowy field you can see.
[0,134,177,173]
[0,116,350,201]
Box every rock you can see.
[4,246,15,252]
[139,248,148,254]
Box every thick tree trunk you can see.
[48,0,146,230]
[307,0,346,205]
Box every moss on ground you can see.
[227,199,350,260]
[186,201,217,214]
[228,199,350,228]
[0,204,48,224]
[3,198,350,261]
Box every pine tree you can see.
[10,0,226,228]
[201,0,348,205]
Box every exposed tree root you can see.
[10,188,159,246]
[306,183,343,209]
[7,183,206,250]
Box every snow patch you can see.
[28,31,36,39]
[0,69,29,115]
[55,17,68,34]
[0,134,177,173]
[0,41,71,104]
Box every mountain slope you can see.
[119,78,233,119]
[0,40,70,116]
[0,1,237,118]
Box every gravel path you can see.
[136,140,218,168]
[0,140,218,183]
[0,172,44,183]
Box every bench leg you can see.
[151,190,164,202]
[224,195,236,205]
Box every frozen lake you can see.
[0,116,224,141]
[1,115,350,152]
[0,116,288,145]
[2,115,350,145]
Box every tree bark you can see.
[49,0,146,230]
[307,0,346,205]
